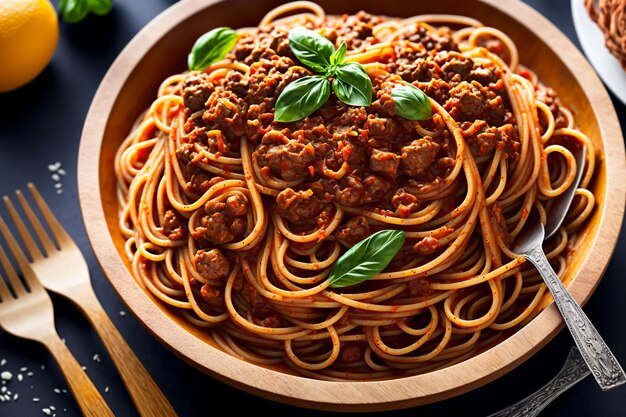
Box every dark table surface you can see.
[0,0,625,416]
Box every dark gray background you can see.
[0,0,624,416]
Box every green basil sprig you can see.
[188,27,239,71]
[274,76,330,124]
[391,84,433,121]
[274,28,373,123]
[58,0,112,23]
[329,230,406,288]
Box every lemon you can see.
[0,0,59,93]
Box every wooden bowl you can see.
[77,0,626,411]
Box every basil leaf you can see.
[329,230,406,288]
[288,27,335,73]
[59,0,89,23]
[188,27,238,71]
[330,42,347,65]
[392,84,433,120]
[86,0,112,15]
[275,76,330,123]
[332,63,373,107]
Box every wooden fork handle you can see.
[43,334,115,417]
[78,289,178,417]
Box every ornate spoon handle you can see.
[524,244,625,391]
[487,347,589,417]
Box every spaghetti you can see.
[585,0,626,69]
[114,2,596,380]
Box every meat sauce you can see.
[174,12,564,295]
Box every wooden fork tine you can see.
[27,183,72,246]
[0,270,13,302]
[3,195,44,261]
[14,189,57,256]
[0,215,43,292]
[0,218,29,297]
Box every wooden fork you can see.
[0,216,114,417]
[3,184,178,417]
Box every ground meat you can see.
[439,51,473,82]
[469,65,500,86]
[192,197,248,244]
[445,81,506,124]
[409,59,444,83]
[194,248,231,280]
[276,188,326,222]
[413,236,440,255]
[422,78,452,104]
[202,89,246,137]
[162,210,187,241]
[336,216,371,246]
[364,115,398,138]
[335,175,364,207]
[370,149,400,177]
[408,279,432,297]
[461,120,496,155]
[257,315,288,328]
[189,174,224,194]
[340,343,362,363]
[400,137,440,176]
[391,188,419,218]
[406,24,458,52]
[462,120,520,159]
[200,284,224,310]
[254,134,315,181]
[362,175,391,203]
[535,85,566,128]
[181,73,214,112]
[225,195,247,217]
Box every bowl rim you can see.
[77,0,626,411]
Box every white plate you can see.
[571,0,626,106]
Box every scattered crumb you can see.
[43,408,51,415]
[104,387,109,393]
[50,406,56,411]
[57,169,66,176]
[33,397,40,402]
[17,374,23,382]
[1,371,12,381]
[81,366,86,371]
[51,174,60,181]
[56,189,63,194]
[0,359,6,367]
[20,367,27,372]
[92,354,100,363]
[27,372,34,377]
[61,389,67,394]
[47,162,61,172]
[54,183,62,189]
[13,393,18,400]
[41,365,45,370]
[53,388,61,394]
[119,310,127,317]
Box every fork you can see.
[3,183,178,417]
[486,346,591,417]
[0,216,114,417]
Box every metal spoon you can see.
[513,145,625,391]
